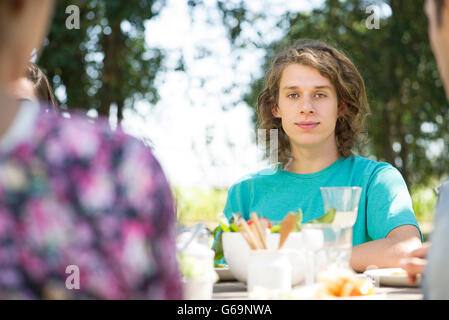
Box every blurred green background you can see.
[173,185,436,240]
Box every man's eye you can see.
[287,93,299,99]
[315,93,327,98]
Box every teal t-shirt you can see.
[223,155,421,246]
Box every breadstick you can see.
[238,217,260,249]
[250,213,268,249]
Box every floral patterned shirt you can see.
[0,105,182,299]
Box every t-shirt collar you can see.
[278,157,345,179]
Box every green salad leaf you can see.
[309,208,336,224]
[270,225,281,233]
[294,208,303,231]
[230,223,239,232]
[211,225,224,262]
[211,217,240,264]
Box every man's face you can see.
[273,64,339,152]
[425,0,449,99]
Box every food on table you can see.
[309,208,336,224]
[212,210,303,262]
[238,215,263,249]
[278,212,297,249]
[316,270,375,298]
[391,269,407,275]
[213,209,302,235]
[247,218,272,229]
[272,209,303,233]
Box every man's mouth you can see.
[295,121,320,129]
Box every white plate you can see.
[363,268,421,287]
[215,266,235,281]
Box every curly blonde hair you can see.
[257,39,370,164]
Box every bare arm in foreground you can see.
[350,225,422,273]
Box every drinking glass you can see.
[320,186,362,228]
[303,187,362,284]
[320,187,361,270]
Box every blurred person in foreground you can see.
[0,0,181,299]
[400,0,449,299]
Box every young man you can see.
[224,40,422,272]
[400,0,449,299]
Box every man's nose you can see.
[299,96,315,114]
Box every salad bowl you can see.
[222,231,307,285]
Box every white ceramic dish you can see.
[363,268,421,287]
[222,232,307,285]
[215,266,235,281]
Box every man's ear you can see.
[272,105,281,118]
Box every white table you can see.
[213,280,423,300]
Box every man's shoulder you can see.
[348,155,396,178]
[228,164,283,191]
[348,154,391,169]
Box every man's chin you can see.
[291,139,325,149]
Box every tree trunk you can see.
[382,99,396,165]
[396,114,410,188]
[98,22,124,118]
[117,100,124,122]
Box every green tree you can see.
[38,0,165,120]
[241,0,449,189]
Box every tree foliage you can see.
[37,0,449,189]
[38,0,165,120]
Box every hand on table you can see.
[400,242,431,284]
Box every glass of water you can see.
[320,186,362,228]
[303,187,362,284]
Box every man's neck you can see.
[286,141,341,174]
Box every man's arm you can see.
[350,225,422,272]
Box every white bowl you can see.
[222,232,307,285]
